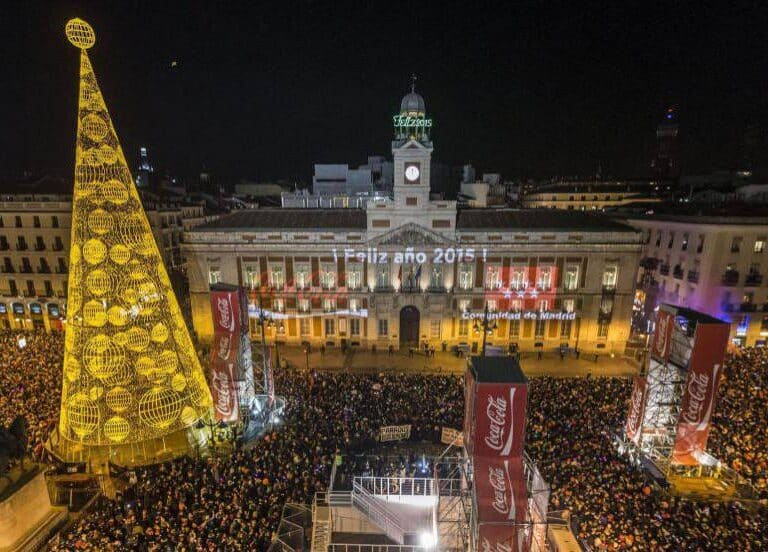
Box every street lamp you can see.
[303,345,310,372]
[473,303,498,357]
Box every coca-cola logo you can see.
[216,296,235,332]
[212,369,234,417]
[654,312,670,357]
[680,364,720,428]
[488,464,513,519]
[625,380,645,440]
[484,388,517,456]
[216,333,233,360]
[481,536,512,552]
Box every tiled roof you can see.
[193,209,367,231]
[456,209,636,232]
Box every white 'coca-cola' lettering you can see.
[488,465,510,516]
[626,382,644,437]
[654,313,669,357]
[216,334,232,360]
[481,537,513,552]
[483,388,517,456]
[212,370,234,417]
[217,296,235,332]
[680,371,710,424]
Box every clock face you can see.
[405,164,420,182]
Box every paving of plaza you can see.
[271,345,640,377]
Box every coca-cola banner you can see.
[463,370,477,456]
[651,308,674,362]
[477,523,525,552]
[473,457,528,525]
[209,333,240,422]
[210,289,241,335]
[470,382,528,459]
[624,376,648,446]
[672,323,729,465]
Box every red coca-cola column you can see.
[465,356,530,552]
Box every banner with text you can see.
[440,427,464,446]
[469,381,528,459]
[379,424,412,442]
[672,322,729,465]
[624,376,648,446]
[651,308,674,362]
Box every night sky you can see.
[3,1,768,184]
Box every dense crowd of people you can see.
[0,330,62,461]
[1,330,766,549]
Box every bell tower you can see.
[392,77,433,209]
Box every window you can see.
[731,237,742,253]
[295,264,310,289]
[563,299,575,313]
[300,318,310,336]
[459,299,471,313]
[299,299,310,313]
[376,264,390,288]
[347,267,362,289]
[600,297,614,316]
[509,319,520,337]
[430,265,443,289]
[510,299,522,312]
[597,321,610,337]
[324,319,335,335]
[487,299,498,312]
[536,268,552,291]
[378,318,388,336]
[560,319,572,338]
[538,299,549,312]
[755,238,766,253]
[458,263,473,290]
[349,298,360,312]
[270,266,284,288]
[510,268,526,290]
[668,232,675,249]
[736,316,749,337]
[486,266,501,289]
[563,266,579,291]
[350,318,360,336]
[15,216,22,228]
[208,267,221,285]
[696,235,705,253]
[534,319,546,338]
[273,298,284,313]
[244,264,258,289]
[602,265,618,289]
[458,318,469,336]
[655,231,662,247]
[323,298,335,312]
[430,319,441,338]
[681,233,689,251]
[51,216,59,228]
[321,268,335,289]
[33,216,41,228]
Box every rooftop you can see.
[456,208,637,232]
[194,208,368,231]
[469,355,527,384]
[612,201,768,225]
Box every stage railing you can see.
[328,546,427,552]
[351,481,407,544]
[353,476,435,497]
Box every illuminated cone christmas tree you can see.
[59,19,212,448]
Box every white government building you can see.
[184,89,643,354]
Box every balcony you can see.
[598,310,613,322]
[745,273,763,287]
[687,270,699,283]
[400,284,421,294]
[722,271,740,286]
[374,285,394,293]
[22,290,36,298]
[0,243,9,251]
[56,290,67,298]
[20,266,33,274]
[55,266,68,274]
[739,303,757,313]
[16,244,28,251]
[34,244,46,252]
[1,265,15,274]
[427,285,446,293]
[659,264,670,275]
[321,285,336,291]
[52,243,64,251]
[601,284,616,294]
[38,266,52,274]
[672,266,684,279]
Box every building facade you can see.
[521,180,662,211]
[0,190,209,331]
[184,90,643,355]
[625,213,768,346]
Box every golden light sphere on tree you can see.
[104,416,130,443]
[87,209,113,235]
[66,393,100,438]
[82,113,109,142]
[83,238,107,264]
[105,386,132,413]
[65,18,96,49]
[139,387,182,429]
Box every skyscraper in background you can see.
[651,108,680,183]
[135,146,154,188]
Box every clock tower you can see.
[392,81,433,209]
